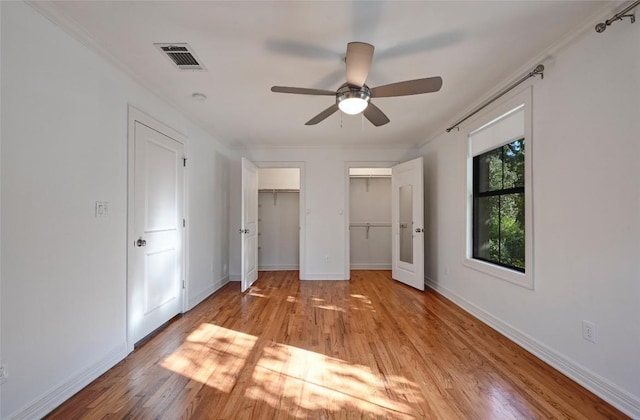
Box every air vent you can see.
[154,43,206,71]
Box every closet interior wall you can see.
[258,168,300,271]
[349,176,392,269]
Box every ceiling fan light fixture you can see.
[339,97,368,115]
[337,84,371,115]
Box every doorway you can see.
[257,167,301,272]
[345,158,424,290]
[249,162,305,280]
[348,167,393,271]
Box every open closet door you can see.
[392,157,424,291]
[241,158,259,292]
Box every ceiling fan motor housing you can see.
[336,83,371,104]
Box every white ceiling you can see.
[42,1,614,149]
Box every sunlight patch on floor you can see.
[313,304,347,313]
[160,323,257,392]
[245,341,422,418]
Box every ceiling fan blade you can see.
[370,77,443,98]
[271,86,336,96]
[305,104,339,125]
[363,102,390,127]
[345,42,374,87]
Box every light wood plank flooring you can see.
[47,271,627,419]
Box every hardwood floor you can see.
[47,271,627,419]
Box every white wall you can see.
[186,124,232,309]
[231,148,417,280]
[419,20,640,417]
[0,2,234,418]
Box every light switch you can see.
[95,201,109,217]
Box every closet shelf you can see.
[259,188,299,205]
[350,175,390,192]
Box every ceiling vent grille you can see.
[155,43,206,71]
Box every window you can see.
[473,139,525,272]
[465,87,532,289]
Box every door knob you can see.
[136,237,147,247]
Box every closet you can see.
[349,168,392,269]
[258,168,300,271]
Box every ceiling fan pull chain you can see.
[341,112,343,128]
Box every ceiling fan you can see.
[271,42,443,127]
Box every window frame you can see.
[463,87,534,289]
[472,139,525,273]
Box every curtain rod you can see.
[446,64,544,133]
[595,0,639,33]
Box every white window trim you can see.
[462,86,534,289]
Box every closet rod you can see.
[350,223,392,228]
[258,189,299,193]
[350,222,391,239]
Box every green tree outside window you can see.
[473,139,525,272]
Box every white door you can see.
[130,121,184,343]
[392,157,424,290]
[241,158,258,292]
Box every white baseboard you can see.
[9,342,128,420]
[229,274,241,282]
[350,263,391,270]
[258,264,299,271]
[188,275,229,310]
[301,273,348,280]
[424,276,640,419]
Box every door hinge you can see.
[183,157,187,167]
[182,280,186,289]
[183,218,186,228]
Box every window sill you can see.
[463,257,533,290]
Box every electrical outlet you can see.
[582,320,597,343]
[0,364,8,384]
[324,255,329,263]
